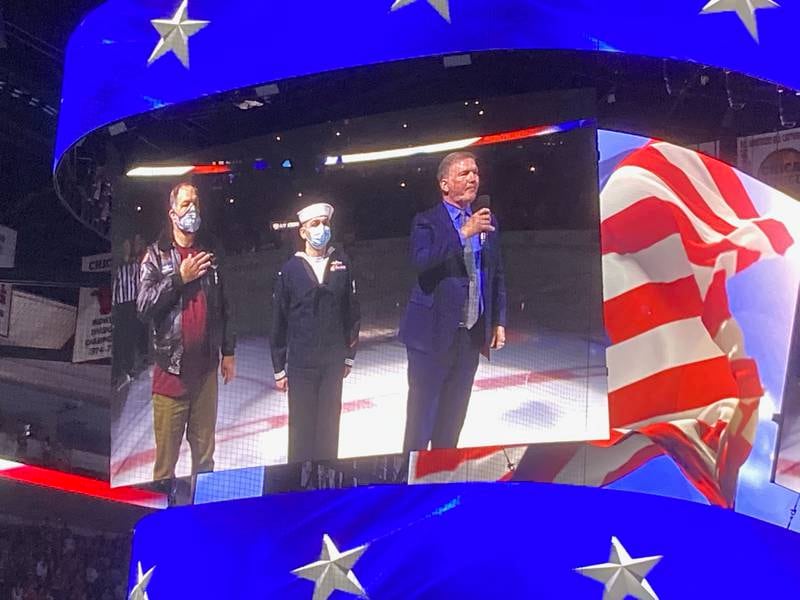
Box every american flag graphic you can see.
[409,141,794,508]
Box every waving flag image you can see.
[410,138,795,508]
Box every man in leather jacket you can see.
[137,182,236,482]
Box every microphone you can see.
[209,253,219,285]
[474,195,491,246]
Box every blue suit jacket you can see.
[399,202,507,357]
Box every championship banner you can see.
[0,225,17,269]
[0,282,11,338]
[738,127,800,200]
[73,253,113,363]
[72,286,113,363]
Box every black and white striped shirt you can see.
[113,262,139,306]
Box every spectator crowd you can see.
[0,519,130,600]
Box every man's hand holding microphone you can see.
[459,209,495,240]
[459,195,494,242]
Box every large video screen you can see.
[409,131,800,531]
[110,90,607,486]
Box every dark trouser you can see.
[287,362,344,463]
[112,302,137,380]
[135,315,148,363]
[403,322,483,453]
[152,370,218,481]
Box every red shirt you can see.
[152,245,211,398]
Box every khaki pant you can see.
[152,370,218,481]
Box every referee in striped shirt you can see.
[113,238,139,386]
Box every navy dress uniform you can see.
[271,203,361,462]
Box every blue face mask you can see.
[174,205,201,234]
[306,224,331,250]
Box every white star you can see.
[575,536,662,600]
[291,534,369,600]
[147,0,210,68]
[390,0,452,23]
[700,0,779,43]
[128,562,155,600]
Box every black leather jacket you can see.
[137,231,235,375]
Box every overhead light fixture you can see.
[126,164,231,177]
[254,83,280,98]
[236,99,264,110]
[324,119,593,167]
[281,159,294,169]
[443,53,472,68]
[325,137,479,166]
[127,166,194,177]
[107,121,128,136]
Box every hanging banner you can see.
[738,127,800,200]
[72,285,113,362]
[73,253,113,362]
[81,252,112,273]
[0,282,11,338]
[0,225,17,269]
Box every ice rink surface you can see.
[111,329,608,486]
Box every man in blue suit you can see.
[399,151,507,453]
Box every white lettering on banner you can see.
[0,226,17,269]
[81,253,112,273]
[0,282,11,337]
[72,286,113,363]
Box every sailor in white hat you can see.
[270,201,360,462]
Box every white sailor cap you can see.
[297,202,334,225]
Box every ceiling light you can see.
[127,166,194,177]
[324,119,592,167]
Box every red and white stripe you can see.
[410,141,792,507]
[0,459,166,509]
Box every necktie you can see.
[460,211,480,329]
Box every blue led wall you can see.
[56,0,800,171]
[130,481,800,599]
